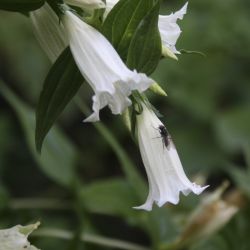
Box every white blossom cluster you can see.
[30,0,207,211]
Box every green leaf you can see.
[80,178,139,219]
[102,0,154,60]
[126,1,162,75]
[214,105,250,153]
[229,167,250,198]
[243,143,250,168]
[146,207,179,249]
[0,0,44,11]
[36,47,83,153]
[0,81,77,188]
[0,185,8,211]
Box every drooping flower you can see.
[30,3,67,63]
[104,0,188,57]
[65,0,105,12]
[135,103,207,211]
[62,11,153,122]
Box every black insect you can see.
[158,125,172,150]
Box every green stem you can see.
[9,198,71,210]
[69,179,87,250]
[32,228,150,250]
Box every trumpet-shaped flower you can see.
[104,0,188,55]
[65,0,105,12]
[135,104,207,211]
[30,3,67,63]
[62,11,153,122]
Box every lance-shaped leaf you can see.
[102,0,154,60]
[0,0,44,11]
[36,47,83,152]
[80,178,139,217]
[0,82,77,187]
[127,1,162,75]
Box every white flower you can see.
[62,11,153,122]
[135,104,207,211]
[30,3,67,63]
[104,1,188,55]
[65,0,105,12]
[158,2,188,54]
[0,222,40,250]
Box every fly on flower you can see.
[157,124,172,150]
[135,103,208,210]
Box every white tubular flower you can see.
[135,104,207,211]
[105,1,188,56]
[65,0,105,12]
[62,11,153,122]
[158,2,188,55]
[30,3,67,63]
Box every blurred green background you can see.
[0,0,250,249]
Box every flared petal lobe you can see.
[30,3,67,62]
[158,2,188,54]
[135,104,207,211]
[62,11,153,122]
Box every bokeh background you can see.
[0,0,250,249]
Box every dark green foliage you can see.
[126,1,162,74]
[102,0,154,60]
[0,83,77,187]
[0,0,44,11]
[35,47,83,152]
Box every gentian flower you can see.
[62,11,153,122]
[135,104,207,211]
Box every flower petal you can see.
[62,11,153,121]
[158,2,188,54]
[135,104,207,210]
[0,222,40,250]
